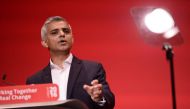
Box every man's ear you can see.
[72,37,74,44]
[41,40,48,48]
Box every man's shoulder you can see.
[73,56,103,67]
[29,68,45,78]
[73,56,101,65]
[26,64,50,84]
[31,64,50,77]
[82,59,100,64]
[80,59,104,72]
[81,59,102,66]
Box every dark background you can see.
[0,0,190,109]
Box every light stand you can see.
[130,7,183,109]
[163,43,176,109]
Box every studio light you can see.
[131,7,184,109]
[144,8,175,34]
[144,8,179,39]
[130,7,183,46]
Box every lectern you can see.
[0,84,89,109]
[1,99,89,109]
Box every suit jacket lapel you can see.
[42,64,52,83]
[67,56,82,99]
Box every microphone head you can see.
[2,73,7,80]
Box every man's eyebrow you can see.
[50,28,59,32]
[62,27,70,29]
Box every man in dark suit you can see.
[26,16,115,109]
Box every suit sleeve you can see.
[95,63,115,109]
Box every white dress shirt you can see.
[50,54,106,106]
[50,53,73,100]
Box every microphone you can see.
[2,73,7,80]
[1,73,16,86]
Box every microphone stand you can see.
[163,43,177,109]
[1,73,16,86]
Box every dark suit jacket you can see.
[26,56,115,109]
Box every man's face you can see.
[44,21,73,53]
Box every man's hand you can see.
[83,79,103,102]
